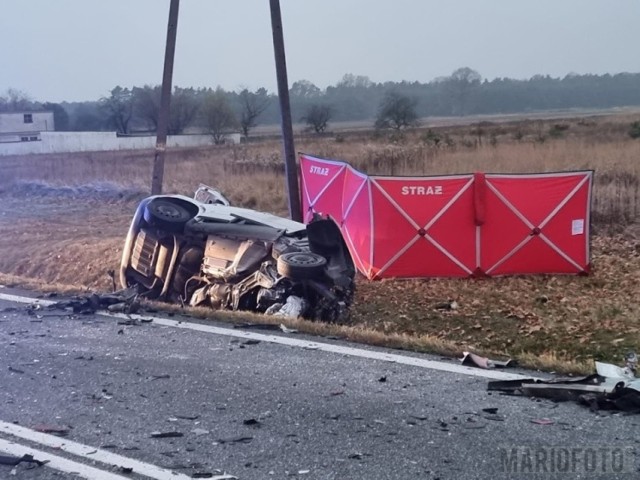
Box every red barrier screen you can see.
[300,154,592,279]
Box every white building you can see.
[0,111,55,143]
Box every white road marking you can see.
[0,437,130,480]
[0,291,532,381]
[0,421,236,480]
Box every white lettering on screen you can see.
[401,185,443,195]
[310,166,329,176]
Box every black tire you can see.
[277,252,327,280]
[144,198,193,232]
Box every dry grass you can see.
[2,113,639,222]
[1,112,640,373]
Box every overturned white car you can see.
[120,186,355,321]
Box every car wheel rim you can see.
[285,253,324,266]
[157,204,181,219]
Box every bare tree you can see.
[238,88,270,138]
[289,79,321,98]
[202,88,238,144]
[302,104,332,133]
[445,67,482,116]
[133,85,160,130]
[374,92,419,130]
[168,87,199,134]
[100,86,134,134]
[133,85,199,134]
[0,88,33,112]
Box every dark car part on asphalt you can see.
[0,454,46,467]
[488,358,640,412]
[119,186,356,322]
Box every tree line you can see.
[2,68,640,138]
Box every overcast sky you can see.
[1,0,639,103]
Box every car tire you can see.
[277,252,327,280]
[144,198,193,232]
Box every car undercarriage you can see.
[120,187,355,322]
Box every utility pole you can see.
[269,0,301,221]
[151,0,180,195]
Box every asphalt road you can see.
[0,289,638,480]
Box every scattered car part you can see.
[461,351,514,369]
[488,356,640,412]
[0,454,46,467]
[120,185,355,322]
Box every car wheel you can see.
[144,198,193,232]
[277,252,327,280]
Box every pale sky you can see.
[1,0,639,103]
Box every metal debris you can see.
[489,357,640,412]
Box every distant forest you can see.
[2,68,640,135]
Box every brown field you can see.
[1,111,639,372]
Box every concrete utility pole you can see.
[269,0,302,221]
[151,0,180,195]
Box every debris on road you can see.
[175,414,199,420]
[32,424,70,436]
[45,287,140,315]
[483,413,506,422]
[192,472,237,479]
[0,453,46,467]
[243,418,261,427]
[150,431,184,438]
[530,418,554,425]
[279,324,298,334]
[461,351,514,369]
[489,356,640,412]
[216,436,253,445]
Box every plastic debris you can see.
[461,351,513,369]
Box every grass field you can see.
[1,111,639,372]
